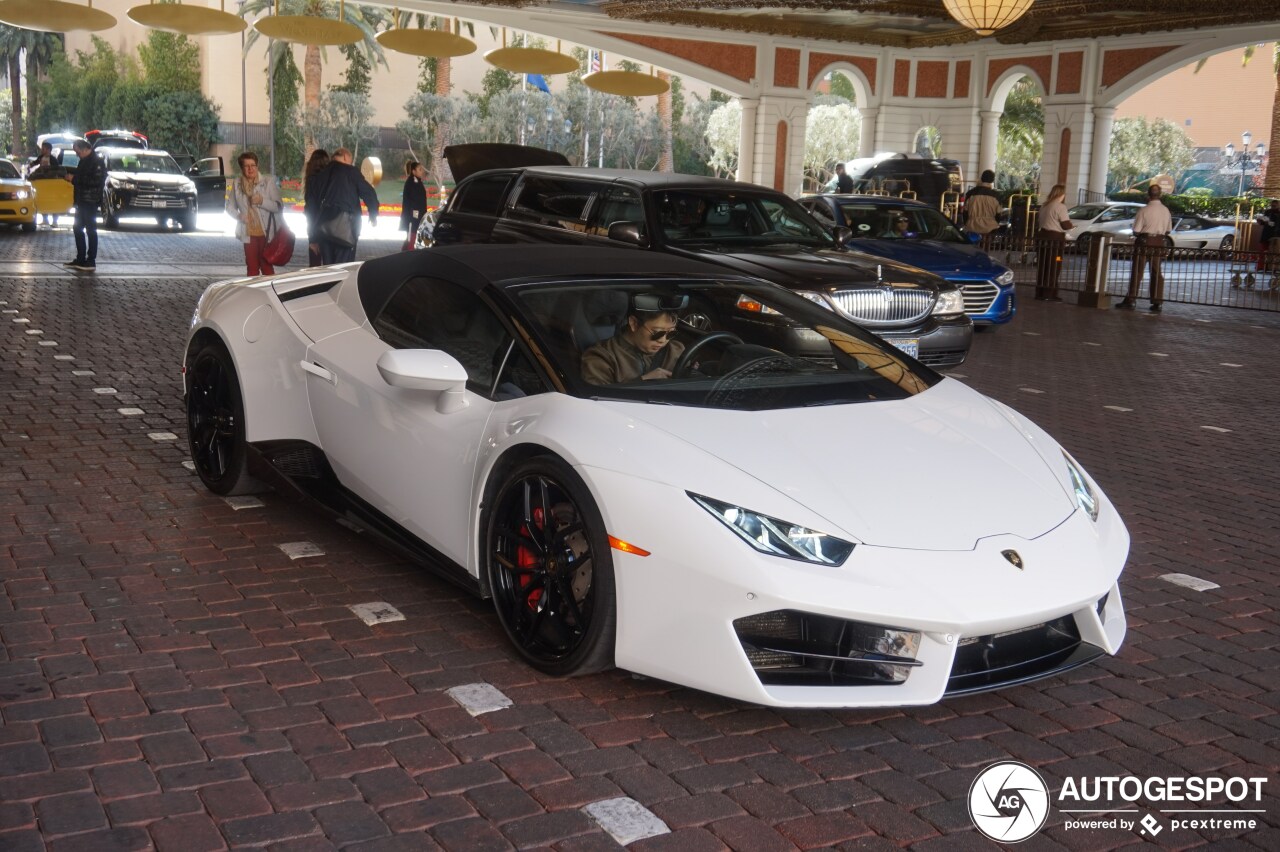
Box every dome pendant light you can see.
[942,0,1035,36]
[128,0,247,36]
[255,0,361,46]
[0,0,117,32]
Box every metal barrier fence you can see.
[989,234,1280,311]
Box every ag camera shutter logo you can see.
[968,761,1051,843]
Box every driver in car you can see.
[581,293,688,385]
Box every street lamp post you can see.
[1224,130,1267,197]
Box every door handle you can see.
[300,360,335,384]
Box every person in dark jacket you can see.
[302,149,330,267]
[834,163,854,194]
[400,160,427,251]
[64,140,106,271]
[311,147,379,264]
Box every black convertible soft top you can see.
[355,244,745,322]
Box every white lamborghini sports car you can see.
[184,245,1128,708]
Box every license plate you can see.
[885,337,919,358]
[151,199,167,208]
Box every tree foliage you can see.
[996,76,1043,191]
[1107,116,1196,193]
[804,96,860,189]
[704,100,741,178]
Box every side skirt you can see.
[248,439,484,598]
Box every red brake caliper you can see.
[516,507,545,610]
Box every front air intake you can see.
[733,610,921,687]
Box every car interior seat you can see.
[571,290,630,352]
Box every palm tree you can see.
[1242,43,1280,196]
[238,0,389,154]
[390,13,476,187]
[22,32,62,149]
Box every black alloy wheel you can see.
[485,457,616,676]
[186,341,258,496]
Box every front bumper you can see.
[949,277,1017,326]
[0,191,36,224]
[590,467,1128,708]
[883,314,973,368]
[111,189,196,215]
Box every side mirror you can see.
[187,165,200,176]
[376,349,469,413]
[607,220,648,247]
[966,232,982,245]
[831,226,853,245]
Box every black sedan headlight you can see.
[690,493,855,565]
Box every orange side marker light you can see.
[608,535,650,557]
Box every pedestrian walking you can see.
[302,149,330,267]
[311,147,379,265]
[1034,184,1072,301]
[834,163,854,194]
[226,151,283,276]
[64,140,105,272]
[400,160,427,251]
[1118,185,1173,312]
[963,169,1001,250]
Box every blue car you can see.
[798,194,1016,327]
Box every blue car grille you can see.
[829,287,933,326]
[958,280,1000,315]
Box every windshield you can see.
[653,190,834,249]
[0,161,19,179]
[513,278,940,411]
[837,203,964,243]
[108,153,182,175]
[1067,204,1108,220]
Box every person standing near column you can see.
[1256,199,1280,285]
[963,169,1001,250]
[1034,184,1072,301]
[834,163,854,194]
[1118,185,1173,312]
[63,140,105,272]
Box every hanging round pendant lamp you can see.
[377,28,475,58]
[941,0,1034,35]
[128,1,246,36]
[484,31,578,75]
[0,0,117,32]
[582,69,670,97]
[255,0,360,46]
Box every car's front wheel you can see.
[102,197,120,229]
[484,456,616,677]
[186,340,260,495]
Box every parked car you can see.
[184,243,1129,706]
[431,144,972,368]
[99,147,200,231]
[799,194,1016,327]
[1110,214,1236,253]
[1065,201,1143,250]
[840,153,964,208]
[0,158,38,232]
[86,128,149,151]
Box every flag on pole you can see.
[527,74,550,93]
[589,50,602,73]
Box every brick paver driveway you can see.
[2,224,1278,850]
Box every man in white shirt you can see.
[1118,185,1173,312]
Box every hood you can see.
[846,239,1002,280]
[0,177,30,188]
[111,172,190,186]
[605,379,1075,550]
[669,244,941,291]
[444,143,569,183]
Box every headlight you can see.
[689,493,855,565]
[996,269,1014,286]
[180,179,196,193]
[1063,452,1099,522]
[13,189,29,200]
[800,291,836,312]
[931,288,965,316]
[111,178,136,191]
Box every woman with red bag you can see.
[226,151,283,276]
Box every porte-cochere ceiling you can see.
[474,1,1280,48]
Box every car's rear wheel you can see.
[484,456,616,677]
[102,199,119,229]
[186,340,261,496]
[1219,234,1235,258]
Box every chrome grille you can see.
[829,286,933,326]
[134,194,188,208]
[960,281,1000,315]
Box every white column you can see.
[736,98,759,183]
[857,107,879,158]
[1089,107,1116,196]
[978,110,1001,176]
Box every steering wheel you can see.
[673,332,743,378]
